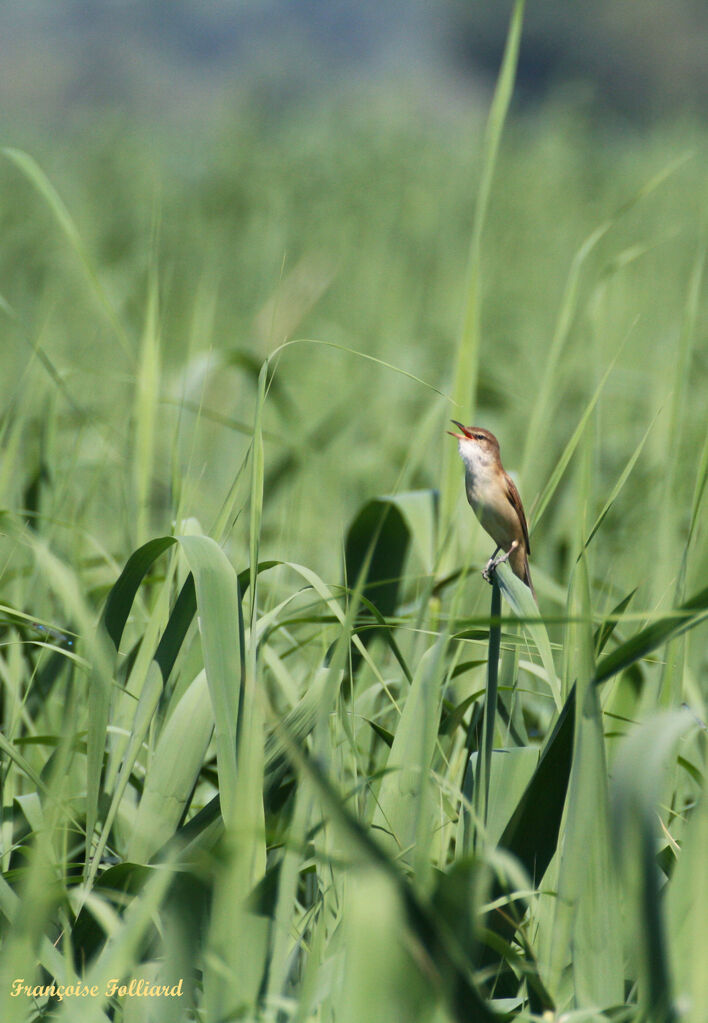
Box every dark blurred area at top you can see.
[1,0,707,130]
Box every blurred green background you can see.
[0,4,707,1022]
[1,0,706,595]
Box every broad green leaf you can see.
[495,561,561,708]
[128,670,213,863]
[177,534,242,828]
[345,498,410,630]
[371,637,445,874]
[667,783,708,1023]
[549,549,623,1007]
[335,870,434,1023]
[467,746,538,847]
[611,710,698,1022]
[276,721,503,1023]
[54,862,176,1023]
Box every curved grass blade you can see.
[274,720,505,1023]
[611,710,698,1023]
[531,343,623,531]
[86,536,177,868]
[439,0,526,549]
[594,583,708,685]
[494,561,561,708]
[521,152,692,483]
[581,405,662,554]
[2,147,131,361]
[177,534,243,828]
[128,670,213,863]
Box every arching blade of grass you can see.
[654,243,705,601]
[128,669,213,863]
[530,343,623,531]
[371,635,446,879]
[439,0,526,552]
[667,778,708,1023]
[132,268,161,548]
[1,147,131,360]
[177,534,243,828]
[55,861,177,1023]
[593,582,708,685]
[275,719,504,1023]
[86,531,244,884]
[494,561,561,707]
[85,535,178,869]
[249,360,267,625]
[581,406,661,554]
[611,710,699,1023]
[86,661,164,888]
[521,151,692,484]
[548,545,623,1007]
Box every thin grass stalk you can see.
[478,578,501,836]
[438,0,526,560]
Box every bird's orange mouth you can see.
[447,419,473,440]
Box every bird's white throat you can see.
[457,438,497,513]
[457,437,496,479]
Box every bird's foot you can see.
[481,541,519,584]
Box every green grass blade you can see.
[249,361,267,625]
[581,405,661,554]
[275,722,504,1023]
[611,710,698,1022]
[371,635,446,876]
[531,344,622,530]
[128,670,213,863]
[667,781,708,1023]
[521,152,692,484]
[132,269,161,547]
[495,561,561,708]
[593,583,708,685]
[177,533,242,828]
[549,550,623,1006]
[2,147,132,360]
[439,0,526,549]
[478,580,502,831]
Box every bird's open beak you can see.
[447,419,473,440]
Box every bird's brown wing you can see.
[504,472,531,556]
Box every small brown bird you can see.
[448,423,536,599]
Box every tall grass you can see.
[0,5,707,1020]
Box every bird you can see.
[448,422,536,599]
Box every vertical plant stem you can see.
[438,0,526,565]
[479,578,501,835]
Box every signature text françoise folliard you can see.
[11,977,184,1001]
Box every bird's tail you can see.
[510,545,537,603]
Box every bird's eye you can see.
[474,434,486,441]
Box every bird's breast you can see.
[464,465,519,549]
